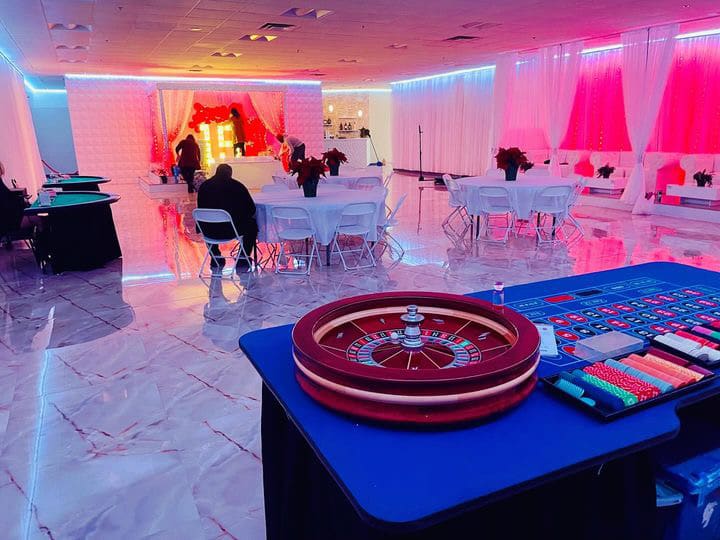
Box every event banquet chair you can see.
[441,174,472,239]
[330,202,378,270]
[473,186,516,244]
[192,208,251,280]
[271,206,321,275]
[376,193,407,260]
[565,178,588,240]
[354,177,383,190]
[529,185,575,245]
[261,183,289,192]
[525,168,550,177]
[272,174,298,189]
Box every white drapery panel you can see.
[161,89,194,152]
[248,92,285,138]
[501,55,547,151]
[0,55,44,195]
[489,53,519,171]
[539,42,583,176]
[392,68,495,176]
[620,23,678,204]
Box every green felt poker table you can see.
[42,175,110,192]
[25,192,122,273]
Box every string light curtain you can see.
[620,23,678,204]
[392,68,495,176]
[562,48,631,151]
[652,32,720,153]
[539,42,584,176]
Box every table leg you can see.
[326,244,331,266]
[417,186,423,232]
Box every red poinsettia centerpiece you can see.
[495,147,528,170]
[322,148,348,165]
[290,157,326,197]
[495,147,528,181]
[322,148,348,176]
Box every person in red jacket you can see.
[175,134,201,193]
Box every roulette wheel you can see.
[292,292,541,425]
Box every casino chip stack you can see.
[583,363,660,401]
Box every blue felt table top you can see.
[239,262,720,529]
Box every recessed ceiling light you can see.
[682,4,691,7]
[55,45,89,50]
[58,59,87,63]
[189,26,203,32]
[281,8,333,19]
[259,22,298,31]
[48,23,92,31]
[240,34,278,42]
[443,35,480,42]
[387,43,408,50]
[461,21,501,31]
[338,58,359,63]
[211,52,242,58]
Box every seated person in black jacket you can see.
[196,163,258,269]
[0,162,32,246]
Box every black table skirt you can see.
[44,183,101,192]
[261,384,657,540]
[35,203,122,273]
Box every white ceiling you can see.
[1,0,720,86]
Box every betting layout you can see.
[506,276,720,367]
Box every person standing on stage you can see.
[175,134,201,194]
[196,163,257,271]
[230,107,246,157]
[277,134,305,162]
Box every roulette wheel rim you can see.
[292,291,541,424]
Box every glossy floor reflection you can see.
[1,174,720,539]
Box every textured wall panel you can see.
[66,79,154,182]
[285,85,324,158]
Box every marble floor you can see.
[1,174,720,539]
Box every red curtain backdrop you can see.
[652,34,720,153]
[562,49,631,151]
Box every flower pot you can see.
[504,165,518,181]
[328,162,340,176]
[302,178,319,198]
[696,178,712,187]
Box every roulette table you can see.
[25,192,122,273]
[240,263,720,540]
[42,175,110,192]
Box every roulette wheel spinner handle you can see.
[400,305,425,349]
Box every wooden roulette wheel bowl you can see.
[292,291,540,425]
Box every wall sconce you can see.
[357,109,363,117]
[328,104,334,113]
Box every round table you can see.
[42,175,110,192]
[25,192,122,273]
[255,187,387,263]
[457,176,578,220]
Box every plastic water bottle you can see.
[492,281,505,311]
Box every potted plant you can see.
[495,147,528,181]
[693,169,713,187]
[290,157,326,197]
[596,164,615,179]
[322,148,348,176]
[520,162,534,173]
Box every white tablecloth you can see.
[457,176,578,219]
[254,187,387,244]
[212,158,283,190]
[323,171,382,189]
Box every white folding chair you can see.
[376,193,407,260]
[529,185,574,245]
[383,171,394,188]
[271,206,321,275]
[331,202,378,270]
[273,174,298,189]
[354,176,382,190]
[193,208,251,279]
[261,183,289,192]
[565,178,587,240]
[441,174,472,238]
[474,186,516,244]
